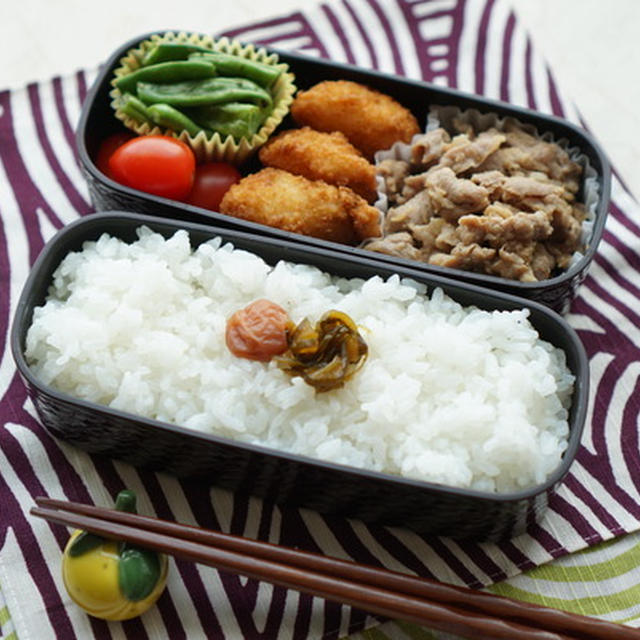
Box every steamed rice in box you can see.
[25,226,574,493]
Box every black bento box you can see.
[76,32,611,314]
[12,212,589,541]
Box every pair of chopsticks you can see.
[32,498,638,640]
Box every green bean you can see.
[115,60,216,95]
[189,52,282,88]
[136,77,272,108]
[186,102,265,140]
[142,42,213,66]
[147,103,207,137]
[119,93,153,124]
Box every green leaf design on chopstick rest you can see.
[118,546,163,602]
[68,531,105,557]
[114,489,138,513]
[67,490,138,557]
[113,490,164,602]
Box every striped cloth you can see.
[1,0,639,638]
[346,532,640,638]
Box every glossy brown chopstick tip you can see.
[32,497,640,640]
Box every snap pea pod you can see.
[115,60,216,95]
[119,93,153,124]
[142,42,213,66]
[137,77,272,108]
[186,102,265,140]
[147,103,208,137]
[189,52,282,88]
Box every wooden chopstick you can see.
[31,503,554,640]
[31,498,638,640]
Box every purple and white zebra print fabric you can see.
[1,0,639,638]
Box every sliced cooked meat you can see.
[472,172,566,209]
[457,205,553,247]
[376,158,410,206]
[384,189,434,232]
[470,170,507,197]
[409,219,458,254]
[477,125,582,193]
[438,128,506,175]
[364,232,423,261]
[545,203,584,268]
[428,243,497,272]
[424,167,490,222]
[530,243,556,280]
[385,167,489,230]
[500,176,566,211]
[371,122,585,282]
[409,128,451,169]
[490,246,537,282]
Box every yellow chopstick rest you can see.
[61,490,168,621]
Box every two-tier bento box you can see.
[12,31,607,540]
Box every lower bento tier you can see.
[25,225,574,494]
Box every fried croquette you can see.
[290,80,420,160]
[259,127,378,203]
[219,167,381,244]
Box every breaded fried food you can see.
[219,167,381,244]
[290,80,420,160]
[259,127,378,203]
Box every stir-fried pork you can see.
[368,121,585,282]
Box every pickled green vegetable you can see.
[276,310,368,392]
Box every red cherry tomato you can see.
[95,132,133,178]
[108,135,196,200]
[186,162,242,211]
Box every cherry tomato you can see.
[108,135,196,200]
[95,132,133,178]
[186,162,242,211]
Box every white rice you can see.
[25,226,574,493]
